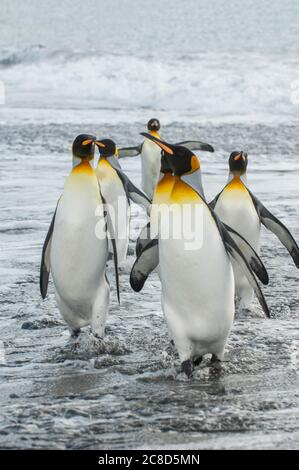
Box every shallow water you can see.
[0,120,298,449]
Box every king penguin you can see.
[40,134,119,338]
[117,118,215,199]
[95,138,151,264]
[210,151,299,310]
[130,135,269,377]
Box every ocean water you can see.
[0,0,299,119]
[0,0,298,450]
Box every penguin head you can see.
[95,138,117,157]
[147,118,160,132]
[229,151,248,175]
[72,134,96,160]
[140,132,199,176]
[160,154,173,174]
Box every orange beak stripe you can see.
[95,141,106,148]
[82,139,93,146]
[155,141,174,155]
[234,153,242,161]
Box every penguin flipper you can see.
[175,141,214,153]
[211,213,270,318]
[123,175,151,213]
[101,194,120,304]
[136,222,151,257]
[107,157,152,212]
[248,191,299,268]
[223,223,269,285]
[209,192,222,210]
[40,204,58,299]
[125,180,152,214]
[174,177,269,316]
[130,238,159,292]
[118,145,142,158]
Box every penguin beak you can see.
[95,141,106,148]
[234,152,243,161]
[140,132,174,155]
[82,139,94,146]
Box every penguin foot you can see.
[181,360,193,378]
[239,306,252,314]
[165,339,177,356]
[70,328,80,339]
[93,333,104,341]
[193,355,202,367]
[210,354,222,371]
[164,339,177,357]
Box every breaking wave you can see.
[0,46,299,119]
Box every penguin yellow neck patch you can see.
[149,131,160,139]
[98,157,110,166]
[97,158,116,179]
[226,175,247,192]
[153,174,174,205]
[72,159,94,175]
[170,177,202,204]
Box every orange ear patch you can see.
[191,155,200,171]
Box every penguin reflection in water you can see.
[40,135,119,338]
[130,134,269,377]
[211,151,299,311]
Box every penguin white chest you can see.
[215,184,261,252]
[141,139,162,198]
[96,160,125,204]
[50,168,109,328]
[96,160,129,264]
[214,181,261,306]
[158,187,234,360]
